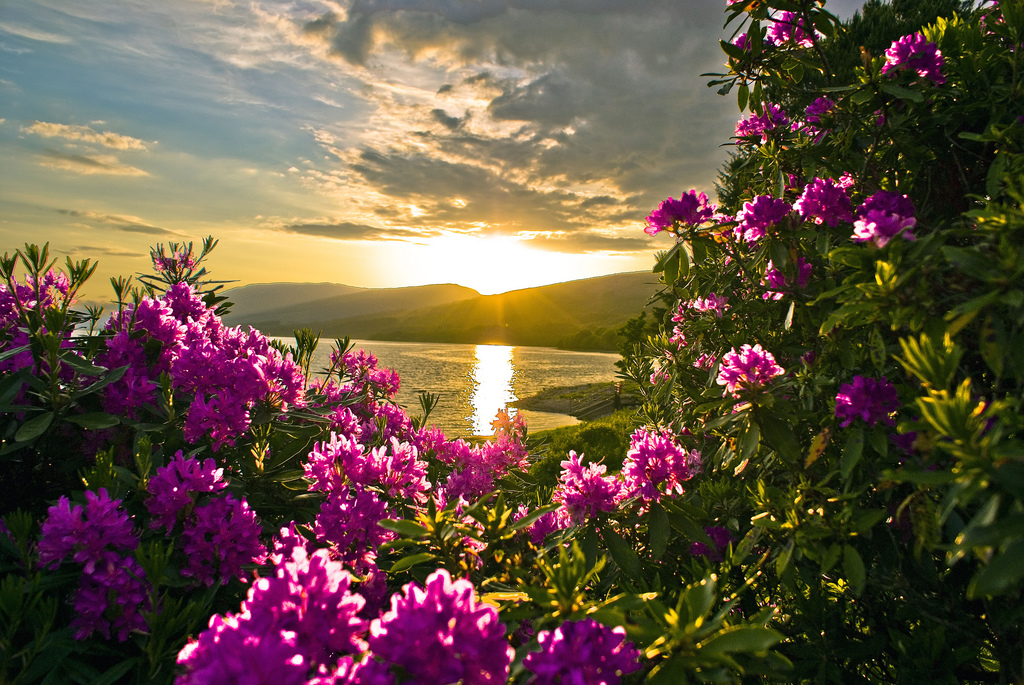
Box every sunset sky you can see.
[0,0,862,299]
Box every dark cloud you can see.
[56,209,172,235]
[430,108,466,130]
[62,245,143,258]
[525,231,653,253]
[299,0,738,254]
[40,150,148,176]
[282,220,437,240]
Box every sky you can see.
[0,0,864,299]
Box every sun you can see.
[412,234,574,295]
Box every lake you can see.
[283,338,621,438]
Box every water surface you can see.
[291,338,620,437]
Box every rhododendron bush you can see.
[2,0,1023,683]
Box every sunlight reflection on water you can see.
[287,338,616,437]
[469,344,517,435]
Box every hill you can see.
[221,282,480,329]
[225,272,662,350]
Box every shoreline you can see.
[511,381,638,421]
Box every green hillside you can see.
[234,272,662,350]
[222,283,479,330]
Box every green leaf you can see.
[821,543,842,574]
[507,503,559,533]
[683,574,717,624]
[378,519,430,539]
[92,659,141,685]
[602,525,642,578]
[649,502,670,559]
[784,300,795,330]
[879,82,924,102]
[653,244,680,274]
[843,545,866,596]
[737,82,749,112]
[701,625,783,654]
[59,354,108,377]
[819,303,878,335]
[15,412,54,442]
[968,539,1024,598]
[720,39,748,62]
[840,426,865,481]
[65,412,120,430]
[740,420,760,462]
[850,87,875,105]
[389,552,437,573]
[756,413,801,462]
[942,246,996,281]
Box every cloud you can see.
[39,150,149,176]
[60,245,143,258]
[0,21,72,44]
[23,121,149,150]
[280,219,439,241]
[289,0,736,254]
[56,209,171,234]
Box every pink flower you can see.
[622,428,702,503]
[552,452,623,526]
[645,189,717,236]
[689,292,730,317]
[795,177,853,227]
[734,195,793,243]
[852,190,917,247]
[767,11,815,48]
[762,258,812,300]
[835,376,900,427]
[716,344,785,397]
[368,568,513,684]
[735,103,790,143]
[522,618,640,685]
[881,33,945,84]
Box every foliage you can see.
[1,0,1022,683]
[622,0,1024,680]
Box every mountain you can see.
[224,272,663,350]
[221,283,480,329]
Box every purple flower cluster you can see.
[687,293,730,318]
[146,451,226,530]
[762,257,812,300]
[835,376,900,428]
[734,195,793,243]
[794,96,835,140]
[522,618,641,685]
[805,97,834,122]
[552,452,624,526]
[147,452,266,586]
[645,189,717,236]
[852,190,917,247]
[795,177,853,227]
[0,269,77,385]
[622,428,702,504]
[369,568,513,684]
[767,11,815,48]
[735,104,789,143]
[100,283,306,449]
[881,33,945,84]
[38,489,151,641]
[716,344,785,397]
[693,352,717,370]
[176,546,370,684]
[689,526,733,563]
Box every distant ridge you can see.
[224,272,662,351]
[222,283,480,329]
